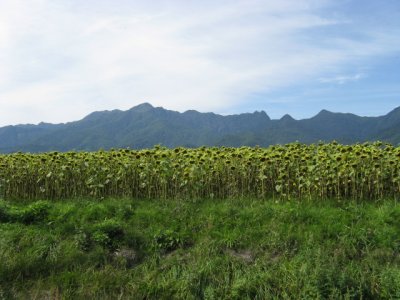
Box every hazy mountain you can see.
[0,103,399,153]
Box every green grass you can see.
[1,198,400,299]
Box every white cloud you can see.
[0,0,399,125]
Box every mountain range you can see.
[1,103,399,153]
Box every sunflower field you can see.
[0,142,399,201]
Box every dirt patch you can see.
[226,249,254,263]
[113,248,138,268]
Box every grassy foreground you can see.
[1,198,400,299]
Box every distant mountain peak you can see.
[254,110,270,119]
[311,109,337,120]
[317,109,333,115]
[280,114,295,122]
[130,102,154,112]
[183,109,200,114]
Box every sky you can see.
[0,0,399,126]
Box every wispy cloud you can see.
[0,0,399,125]
[319,73,366,84]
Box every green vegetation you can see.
[0,198,400,299]
[1,142,399,201]
[1,143,399,298]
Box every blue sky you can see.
[0,0,399,126]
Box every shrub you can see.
[16,201,51,224]
[153,229,186,253]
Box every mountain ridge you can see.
[0,103,399,153]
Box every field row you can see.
[0,142,399,200]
